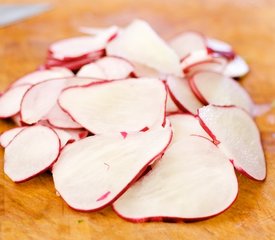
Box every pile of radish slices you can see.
[0,19,266,222]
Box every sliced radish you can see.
[59,78,166,134]
[52,126,172,211]
[21,79,68,124]
[4,125,60,182]
[189,71,253,114]
[198,105,266,181]
[166,76,204,115]
[77,56,134,80]
[168,114,209,144]
[132,62,161,78]
[224,55,249,78]
[166,93,180,113]
[106,19,182,76]
[65,129,89,141]
[78,25,119,37]
[206,38,235,60]
[180,49,211,70]
[184,57,227,75]
[46,104,83,129]
[0,127,26,148]
[169,31,207,59]
[52,128,74,148]
[12,68,74,87]
[113,135,238,222]
[0,84,31,119]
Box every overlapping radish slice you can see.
[52,128,74,148]
[169,31,207,60]
[21,79,68,124]
[49,27,116,61]
[52,126,172,211]
[65,129,89,141]
[59,78,166,133]
[166,76,204,115]
[198,105,266,181]
[77,56,134,80]
[0,127,26,148]
[224,55,250,78]
[168,114,209,144]
[0,84,31,118]
[206,38,235,60]
[189,71,253,114]
[11,68,74,87]
[113,135,238,222]
[106,19,182,76]
[4,125,60,182]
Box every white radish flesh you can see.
[59,78,166,134]
[52,126,172,211]
[4,125,60,182]
[224,55,249,78]
[0,127,26,148]
[113,136,238,221]
[198,105,266,181]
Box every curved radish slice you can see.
[184,57,227,75]
[113,136,238,222]
[4,125,60,182]
[0,84,31,119]
[132,62,161,78]
[180,49,210,70]
[52,126,172,211]
[189,71,253,114]
[106,19,182,76]
[12,68,74,87]
[168,114,209,144]
[21,79,68,124]
[0,127,26,148]
[166,93,180,113]
[52,128,74,148]
[169,31,207,59]
[198,105,266,181]
[78,25,119,37]
[166,76,204,115]
[77,56,134,80]
[206,38,235,60]
[224,55,249,78]
[59,78,167,134]
[66,129,89,141]
[46,104,82,129]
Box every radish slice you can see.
[49,33,110,61]
[224,55,249,78]
[206,38,235,60]
[189,71,253,114]
[0,84,31,119]
[0,127,26,148]
[65,129,89,141]
[168,114,209,144]
[59,78,167,134]
[170,31,207,59]
[77,56,134,80]
[21,79,68,124]
[166,76,204,115]
[180,49,210,70]
[52,128,74,148]
[79,25,119,37]
[46,104,83,129]
[166,93,180,113]
[198,105,266,181]
[184,57,227,75]
[12,68,74,87]
[113,135,238,222]
[132,62,161,78]
[52,126,172,211]
[4,125,60,182]
[106,19,182,76]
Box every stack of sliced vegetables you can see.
[0,19,266,222]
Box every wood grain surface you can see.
[1,0,275,239]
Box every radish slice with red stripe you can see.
[21,79,68,124]
[77,56,134,80]
[166,76,204,115]
[0,84,31,119]
[52,125,172,211]
[4,125,60,182]
[106,19,182,76]
[224,55,249,78]
[113,135,238,222]
[65,129,89,141]
[166,93,180,113]
[168,114,209,144]
[59,78,167,134]
[52,128,74,148]
[12,68,74,87]
[0,127,26,148]
[170,31,207,59]
[198,105,266,181]
[180,49,211,70]
[189,71,253,114]
[206,38,235,60]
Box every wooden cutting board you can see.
[1,0,275,239]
